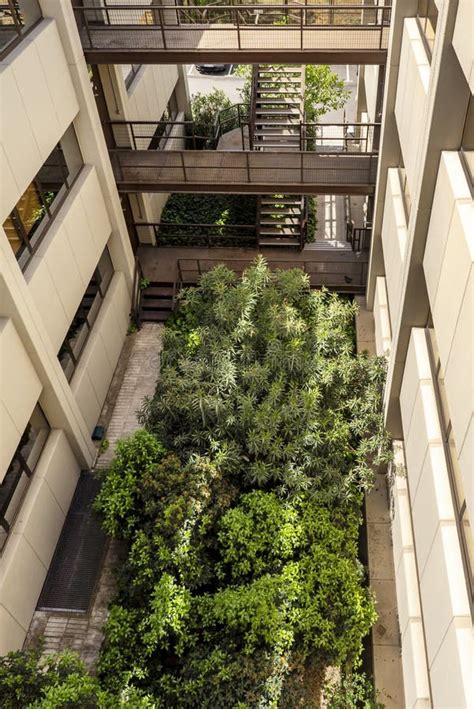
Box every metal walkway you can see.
[37,473,106,613]
[110,148,378,195]
[73,2,391,65]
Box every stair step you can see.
[255,109,300,116]
[261,208,300,215]
[254,142,300,148]
[259,238,301,246]
[141,298,174,309]
[140,311,171,322]
[260,218,300,224]
[143,285,174,297]
[262,198,301,205]
[258,69,303,75]
[260,227,300,235]
[256,98,300,105]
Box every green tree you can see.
[191,88,233,141]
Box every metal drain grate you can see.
[37,472,107,612]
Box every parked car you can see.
[195,64,230,74]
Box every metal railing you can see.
[73,2,392,54]
[135,221,257,246]
[177,255,368,293]
[109,148,379,193]
[346,220,371,251]
[107,119,380,154]
[131,254,145,327]
[0,0,42,59]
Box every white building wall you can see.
[381,169,409,329]
[0,2,134,650]
[394,19,430,197]
[399,329,472,709]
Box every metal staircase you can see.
[251,65,306,249]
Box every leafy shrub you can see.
[94,430,165,539]
[191,88,232,141]
[140,258,390,501]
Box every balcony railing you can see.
[107,118,380,153]
[135,221,257,247]
[73,2,391,63]
[0,0,42,59]
[177,255,368,293]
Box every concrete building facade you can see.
[362,1,473,706]
[0,0,184,652]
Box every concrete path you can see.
[24,324,164,671]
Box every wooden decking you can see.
[79,25,389,64]
[111,149,378,195]
[138,244,369,293]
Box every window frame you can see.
[3,129,83,271]
[416,0,438,61]
[58,247,114,382]
[0,404,50,552]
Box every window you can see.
[0,404,50,551]
[0,0,42,60]
[427,329,474,604]
[58,247,114,381]
[2,125,83,271]
[416,0,438,59]
[122,63,142,90]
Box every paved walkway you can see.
[24,324,163,672]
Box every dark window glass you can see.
[122,63,142,90]
[58,247,114,381]
[0,404,50,551]
[2,124,83,271]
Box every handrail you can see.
[130,254,144,327]
[177,256,367,293]
[135,221,257,247]
[106,119,381,154]
[73,2,392,57]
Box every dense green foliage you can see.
[158,193,257,247]
[1,260,385,708]
[0,648,155,708]
[141,259,389,500]
[93,259,388,705]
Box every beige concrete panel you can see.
[0,534,47,633]
[401,620,431,709]
[99,275,129,371]
[394,19,430,195]
[420,524,470,665]
[0,64,42,207]
[79,167,112,256]
[0,403,20,483]
[400,329,433,448]
[9,27,62,161]
[452,0,474,92]
[411,444,455,575]
[79,333,114,412]
[374,277,392,358]
[392,474,411,571]
[0,606,26,654]
[429,617,473,708]
[34,20,79,130]
[444,283,474,466]
[0,319,42,481]
[459,415,473,532]
[70,367,101,435]
[432,205,473,367]
[0,145,20,221]
[381,169,408,328]
[423,153,471,308]
[396,548,421,637]
[14,477,65,569]
[34,430,80,515]
[25,255,70,354]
